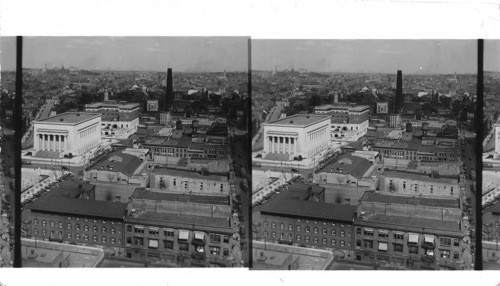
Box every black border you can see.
[474,39,483,270]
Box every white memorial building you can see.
[262,114,331,159]
[33,112,102,156]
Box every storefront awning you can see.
[148,227,159,232]
[408,233,419,243]
[378,242,388,251]
[424,235,435,244]
[363,228,374,232]
[164,228,174,233]
[178,230,190,241]
[378,229,389,235]
[393,231,404,236]
[134,225,144,229]
[148,239,159,248]
[194,231,205,240]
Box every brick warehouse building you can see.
[122,188,236,267]
[123,211,235,267]
[353,192,468,270]
[255,183,357,259]
[27,181,127,256]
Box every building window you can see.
[148,227,159,236]
[340,240,345,247]
[110,228,115,235]
[92,235,98,242]
[313,237,318,243]
[296,226,301,232]
[84,234,89,241]
[134,225,144,234]
[102,237,107,244]
[164,240,173,249]
[363,229,374,237]
[305,236,310,243]
[408,245,419,254]
[314,227,318,234]
[58,222,63,228]
[341,230,345,237]
[110,238,116,245]
[280,223,284,230]
[356,239,361,247]
[393,243,403,252]
[322,228,327,235]
[322,238,327,245]
[50,221,55,227]
[67,233,72,239]
[264,231,268,237]
[67,223,72,229]
[393,232,404,240]
[93,226,98,232]
[453,238,460,247]
[223,236,230,244]
[84,225,89,232]
[440,237,452,247]
[271,232,276,238]
[363,240,373,249]
[356,228,361,235]
[75,234,80,240]
[50,230,54,238]
[288,224,293,231]
[126,225,132,232]
[296,235,301,241]
[272,222,276,229]
[210,234,222,243]
[210,246,221,256]
[179,242,189,251]
[453,252,460,260]
[378,230,388,239]
[306,226,310,233]
[133,237,144,246]
[440,249,451,259]
[164,228,174,238]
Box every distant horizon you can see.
[0,36,249,72]
[251,69,482,75]
[252,40,500,74]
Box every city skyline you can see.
[0,37,249,72]
[252,40,500,74]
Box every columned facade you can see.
[266,135,298,155]
[33,112,102,156]
[37,133,69,152]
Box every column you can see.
[273,136,277,153]
[43,134,48,151]
[39,134,43,151]
[66,135,70,152]
[280,137,284,154]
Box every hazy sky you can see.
[252,40,500,74]
[0,37,249,72]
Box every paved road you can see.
[252,101,285,151]
[23,99,56,149]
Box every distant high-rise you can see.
[395,70,403,112]
[166,68,173,111]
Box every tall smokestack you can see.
[166,68,173,111]
[334,90,339,103]
[104,89,109,101]
[396,70,403,112]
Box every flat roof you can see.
[125,211,233,234]
[362,191,460,209]
[258,199,357,223]
[131,188,229,206]
[28,197,127,220]
[316,153,372,178]
[152,168,228,182]
[356,213,463,237]
[383,170,458,185]
[264,114,330,127]
[88,150,143,177]
[35,112,100,125]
